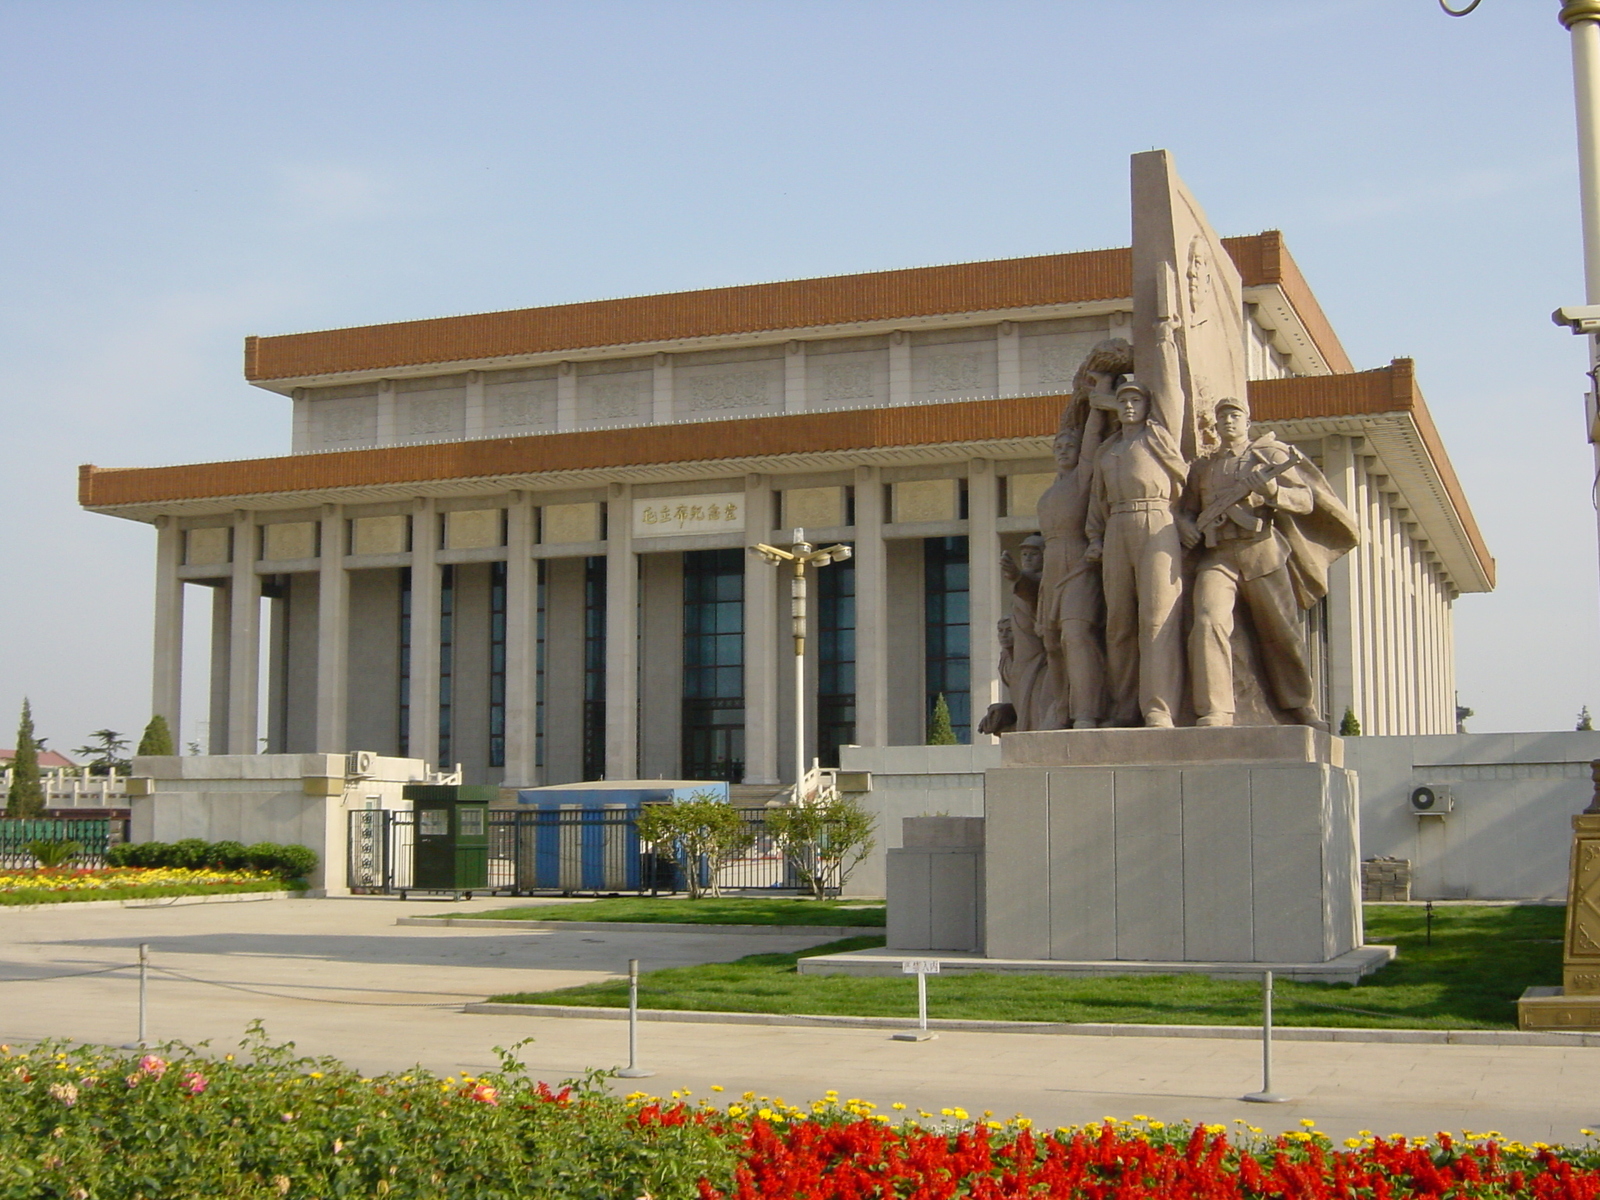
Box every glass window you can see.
[682,548,745,781]
[924,536,971,743]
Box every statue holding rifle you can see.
[1181,395,1358,729]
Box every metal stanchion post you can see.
[122,944,148,1050]
[1241,969,1290,1103]
[616,959,654,1079]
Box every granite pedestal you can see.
[984,727,1377,972]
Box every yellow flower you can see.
[891,1102,906,1111]
[952,1108,969,1121]
[710,1085,724,1093]
[1149,1121,1165,1130]
[1300,1118,1317,1128]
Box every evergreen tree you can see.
[73,729,131,776]
[6,699,44,817]
[927,693,957,745]
[136,714,175,757]
[1579,706,1594,732]
[1338,707,1361,737]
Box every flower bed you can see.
[2,1034,1597,1199]
[0,865,289,905]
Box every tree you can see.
[634,792,754,899]
[1580,707,1595,733]
[1338,707,1361,737]
[927,693,957,745]
[6,699,44,817]
[766,791,878,900]
[73,729,131,777]
[137,715,175,757]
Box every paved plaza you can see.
[1,895,1594,1143]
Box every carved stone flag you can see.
[1130,150,1249,460]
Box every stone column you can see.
[463,371,486,440]
[1320,437,1359,729]
[151,516,184,737]
[889,331,911,405]
[966,460,1001,739]
[784,341,806,412]
[315,504,349,754]
[226,512,262,754]
[503,492,538,784]
[208,583,231,753]
[376,380,396,443]
[997,321,1021,396]
[557,362,577,430]
[853,465,889,747]
[408,499,442,767]
[652,353,674,424]
[743,475,779,783]
[604,484,638,779]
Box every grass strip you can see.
[434,896,886,926]
[487,905,1564,1030]
[0,880,301,906]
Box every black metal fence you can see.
[348,807,797,896]
[0,818,116,870]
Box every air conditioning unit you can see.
[1409,784,1453,815]
[347,750,377,779]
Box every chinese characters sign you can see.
[631,493,746,538]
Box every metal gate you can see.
[347,807,794,896]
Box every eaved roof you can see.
[79,361,1493,594]
[243,231,1354,387]
[0,749,78,769]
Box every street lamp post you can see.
[752,529,852,798]
[1554,1,1600,581]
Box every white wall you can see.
[841,731,1600,902]
[129,753,430,894]
[1344,731,1600,900]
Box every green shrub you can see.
[635,794,751,899]
[169,838,213,869]
[206,839,249,869]
[24,839,82,869]
[135,714,175,757]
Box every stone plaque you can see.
[351,515,409,557]
[892,479,959,524]
[184,526,231,567]
[632,494,745,538]
[261,521,317,562]
[541,502,602,545]
[444,509,503,551]
[783,486,845,530]
[1006,473,1054,522]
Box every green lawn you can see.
[486,904,1565,1030]
[432,896,886,926]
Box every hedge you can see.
[106,839,317,880]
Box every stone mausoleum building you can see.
[80,232,1493,787]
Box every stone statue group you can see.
[981,338,1358,736]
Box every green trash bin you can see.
[403,785,496,898]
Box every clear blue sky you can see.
[0,0,1590,753]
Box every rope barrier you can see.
[148,965,465,1009]
[0,964,133,983]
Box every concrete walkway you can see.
[1,895,1595,1144]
